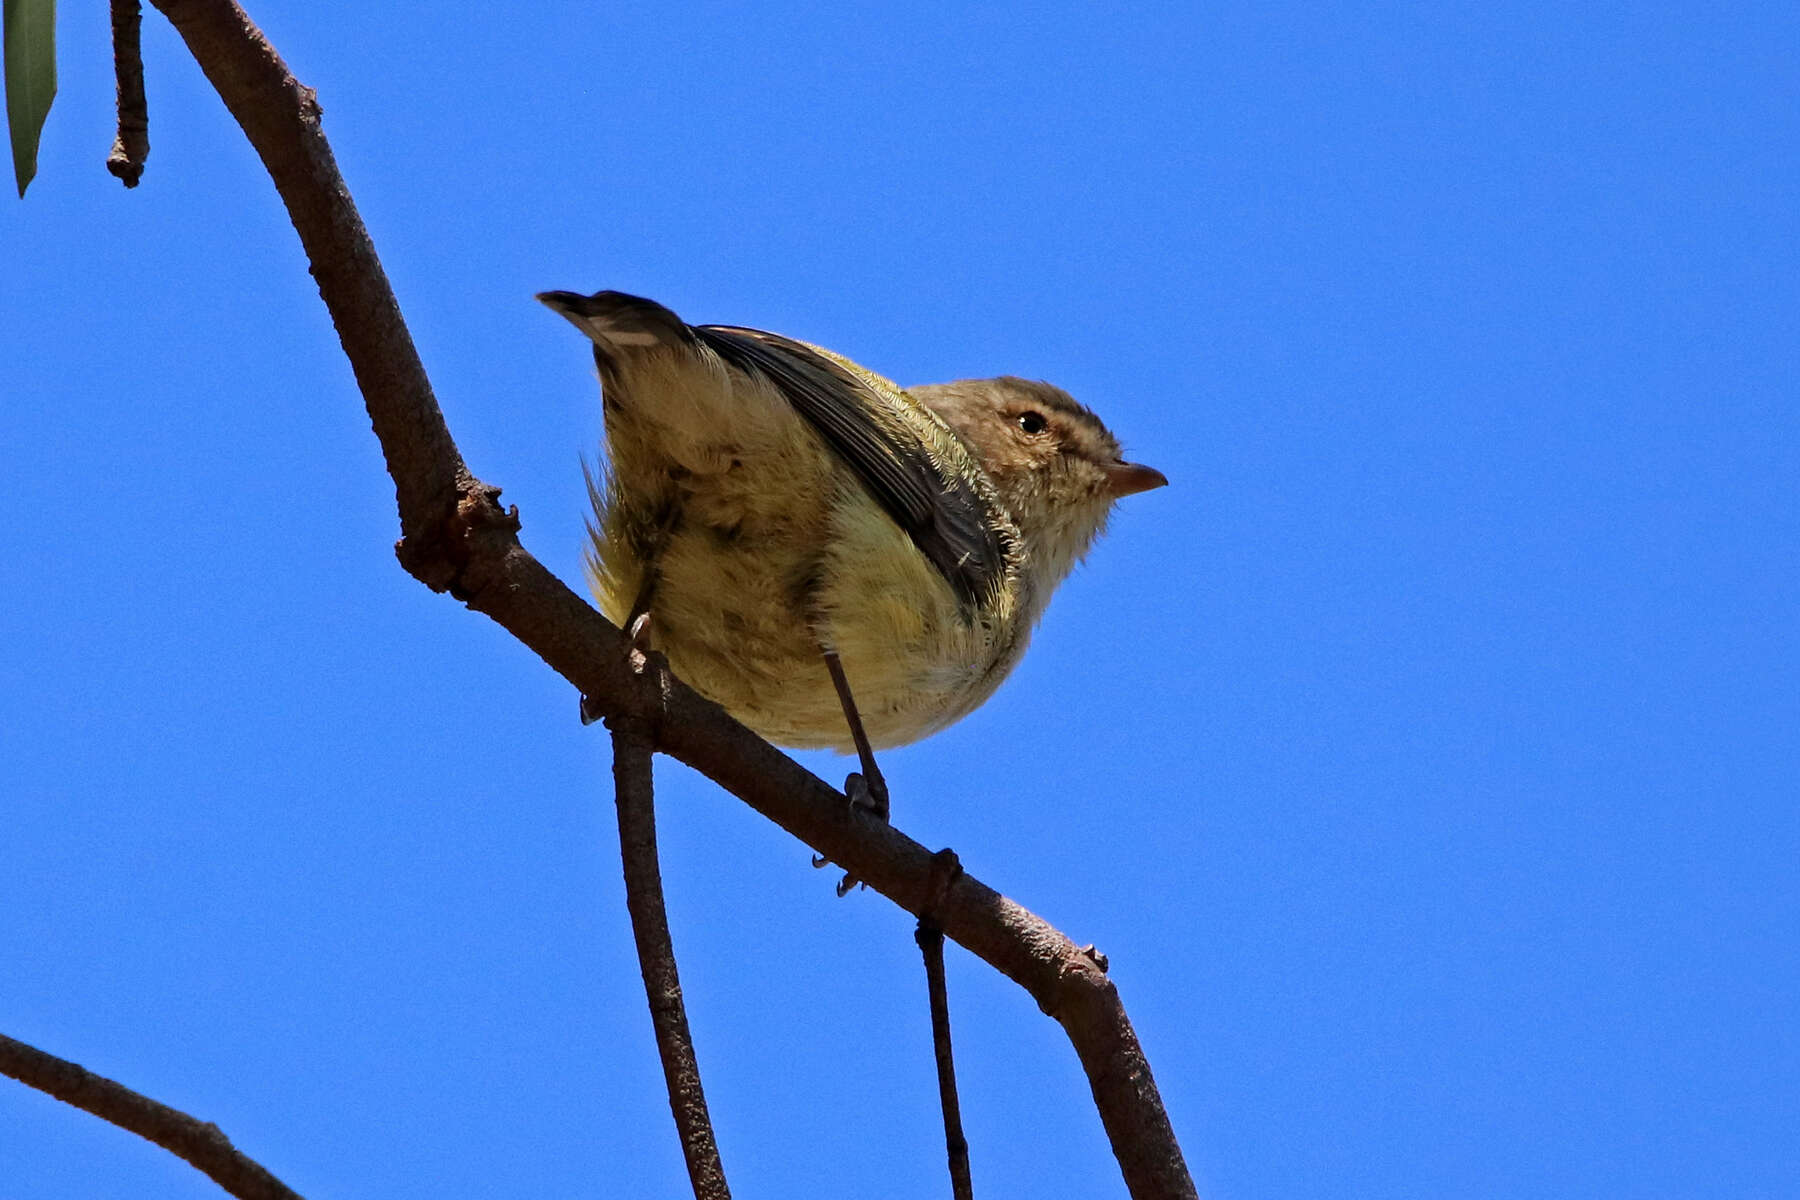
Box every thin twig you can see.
[609,714,732,1200]
[0,1033,304,1200]
[106,0,150,186]
[917,849,973,1200]
[138,4,1197,1195]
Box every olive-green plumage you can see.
[539,290,1165,752]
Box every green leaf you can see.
[4,0,56,197]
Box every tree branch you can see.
[148,0,468,583]
[918,849,974,1200]
[609,712,732,1200]
[137,3,1196,1195]
[0,1033,304,1200]
[106,0,150,186]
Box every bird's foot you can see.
[811,770,892,895]
[627,611,655,657]
[844,770,890,822]
[579,612,657,726]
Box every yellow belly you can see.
[592,476,1022,751]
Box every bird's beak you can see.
[1103,460,1169,499]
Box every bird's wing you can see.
[695,324,1007,610]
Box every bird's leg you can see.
[812,647,889,896]
[582,515,672,725]
[623,567,661,656]
[820,648,890,822]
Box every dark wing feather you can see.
[695,325,1005,609]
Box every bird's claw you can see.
[814,771,892,894]
[845,771,890,823]
[627,611,654,657]
[579,613,656,726]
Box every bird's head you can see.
[912,377,1165,591]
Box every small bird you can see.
[539,289,1165,823]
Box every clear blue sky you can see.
[5,3,1795,1197]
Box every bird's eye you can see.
[1016,411,1048,435]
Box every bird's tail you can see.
[536,289,695,362]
